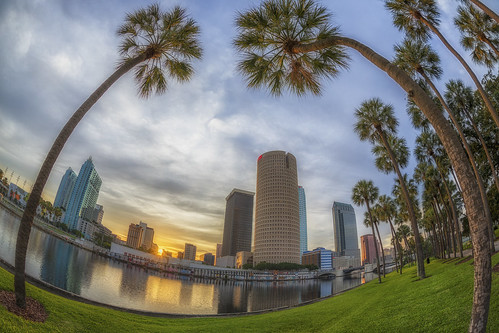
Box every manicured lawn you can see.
[1,253,498,332]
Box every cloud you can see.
[0,0,492,257]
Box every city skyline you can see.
[0,0,495,257]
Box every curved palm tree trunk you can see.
[377,129,425,278]
[374,221,386,277]
[14,54,147,308]
[433,198,447,258]
[423,72,492,254]
[470,0,499,24]
[420,17,499,129]
[366,202,382,283]
[295,36,491,332]
[388,218,399,273]
[433,159,462,257]
[442,199,457,258]
[462,108,499,194]
[431,224,440,258]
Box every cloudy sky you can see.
[0,0,496,258]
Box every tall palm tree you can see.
[352,179,381,283]
[385,0,499,129]
[354,98,426,278]
[377,195,403,273]
[366,209,387,277]
[397,223,414,264]
[393,39,488,257]
[466,0,499,25]
[445,80,499,194]
[234,1,491,329]
[455,4,499,67]
[14,4,202,308]
[372,135,409,175]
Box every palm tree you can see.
[455,4,499,67]
[234,1,491,329]
[377,195,403,273]
[365,209,386,277]
[14,4,202,308]
[354,98,426,278]
[397,223,414,264]
[352,179,381,283]
[393,39,489,257]
[385,0,499,129]
[445,80,499,194]
[466,0,499,25]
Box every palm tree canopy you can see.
[377,194,398,222]
[352,179,379,207]
[397,223,413,238]
[117,4,202,98]
[354,98,399,143]
[444,79,477,118]
[363,211,374,228]
[385,0,441,41]
[414,130,443,163]
[233,0,349,96]
[393,38,442,80]
[455,4,499,67]
[372,134,410,173]
[392,173,420,220]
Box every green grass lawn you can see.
[1,253,498,332]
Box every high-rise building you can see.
[298,186,308,257]
[63,158,102,230]
[215,243,222,265]
[332,201,360,259]
[254,151,300,265]
[54,167,77,210]
[89,204,104,224]
[361,234,380,265]
[184,243,197,261]
[143,227,154,250]
[221,189,254,257]
[202,253,215,266]
[126,223,143,249]
[139,221,147,247]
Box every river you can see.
[0,205,371,315]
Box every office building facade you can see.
[221,189,254,257]
[254,151,300,264]
[184,243,197,261]
[54,167,77,210]
[361,234,380,265]
[126,223,143,249]
[298,186,308,257]
[332,201,360,259]
[63,158,102,230]
[302,247,333,270]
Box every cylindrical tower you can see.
[254,151,300,264]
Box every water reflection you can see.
[0,206,370,314]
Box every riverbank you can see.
[1,251,497,332]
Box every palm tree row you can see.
[235,1,495,331]
[354,98,426,278]
[386,0,499,129]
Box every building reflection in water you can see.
[0,208,373,315]
[119,264,149,301]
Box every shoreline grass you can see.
[0,253,498,332]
